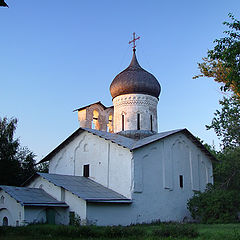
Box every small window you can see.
[179,175,183,188]
[122,115,125,131]
[137,114,140,130]
[0,196,4,204]
[83,164,90,177]
[150,115,153,131]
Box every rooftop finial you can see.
[129,32,140,51]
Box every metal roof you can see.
[110,49,161,99]
[0,185,68,207]
[36,173,131,203]
[73,101,113,112]
[39,128,217,163]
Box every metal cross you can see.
[129,32,140,50]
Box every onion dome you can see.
[110,49,161,99]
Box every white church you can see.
[0,35,215,226]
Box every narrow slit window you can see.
[179,175,183,188]
[83,164,90,177]
[137,114,140,130]
[150,115,153,131]
[122,115,125,131]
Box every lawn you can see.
[0,223,240,240]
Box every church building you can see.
[0,34,215,226]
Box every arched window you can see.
[92,110,99,130]
[39,184,43,189]
[0,196,4,204]
[3,217,8,226]
[107,114,113,132]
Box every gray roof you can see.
[35,173,131,203]
[73,101,113,112]
[110,49,161,99]
[0,185,68,207]
[39,127,217,163]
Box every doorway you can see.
[46,209,55,224]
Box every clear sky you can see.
[0,0,239,161]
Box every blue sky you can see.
[0,0,239,161]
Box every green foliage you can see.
[206,96,240,148]
[152,223,199,238]
[103,225,144,238]
[69,212,81,226]
[37,161,49,173]
[0,1,8,7]
[214,147,240,190]
[0,117,45,186]
[187,184,240,223]
[0,117,21,185]
[194,13,240,99]
[0,224,144,239]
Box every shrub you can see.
[187,184,240,223]
[152,223,199,238]
[103,225,144,238]
[0,226,7,236]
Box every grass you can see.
[0,223,240,240]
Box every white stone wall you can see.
[24,207,68,225]
[0,190,24,226]
[28,176,85,224]
[130,132,213,223]
[113,94,158,133]
[87,132,213,225]
[48,131,133,199]
[24,207,46,224]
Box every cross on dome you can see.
[129,32,140,50]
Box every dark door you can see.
[46,208,55,224]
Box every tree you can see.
[0,117,21,185]
[206,96,240,148]
[187,184,240,223]
[0,0,8,7]
[189,15,240,223]
[194,13,240,99]
[214,147,240,190]
[17,147,37,184]
[0,117,46,186]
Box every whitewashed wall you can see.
[87,132,213,225]
[0,190,24,226]
[28,176,85,224]
[24,207,68,225]
[113,94,158,133]
[48,131,132,198]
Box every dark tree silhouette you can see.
[0,0,8,7]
